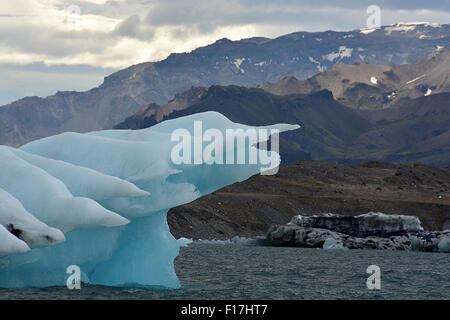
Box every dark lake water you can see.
[1,243,449,299]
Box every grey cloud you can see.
[1,0,449,105]
[55,0,450,30]
[114,14,141,36]
[239,0,450,12]
[142,0,450,34]
[0,63,116,105]
[63,0,153,19]
[1,1,448,62]
[113,14,155,40]
[0,25,118,57]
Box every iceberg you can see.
[0,111,299,288]
[322,237,347,250]
[438,236,450,253]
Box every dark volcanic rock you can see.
[264,212,450,252]
[288,212,423,237]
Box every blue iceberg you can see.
[0,112,299,288]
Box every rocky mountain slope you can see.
[114,87,208,130]
[117,49,450,128]
[354,92,450,166]
[125,87,373,165]
[167,161,450,240]
[1,23,449,146]
[260,49,450,110]
[116,50,450,167]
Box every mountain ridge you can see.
[115,50,450,167]
[260,49,450,110]
[1,22,449,146]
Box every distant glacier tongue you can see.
[0,111,299,288]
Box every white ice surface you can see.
[438,236,450,253]
[322,237,347,250]
[0,148,129,233]
[4,146,149,200]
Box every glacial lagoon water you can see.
[1,243,449,300]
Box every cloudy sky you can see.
[0,0,449,105]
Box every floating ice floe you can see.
[195,236,259,246]
[322,237,347,250]
[0,111,299,288]
[438,236,450,253]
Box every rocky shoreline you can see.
[264,212,450,252]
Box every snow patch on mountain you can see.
[322,46,353,62]
[395,22,441,27]
[308,56,325,72]
[384,22,442,36]
[406,74,426,84]
[233,58,246,73]
[360,28,377,35]
[385,24,416,34]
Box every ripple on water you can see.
[0,244,448,300]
